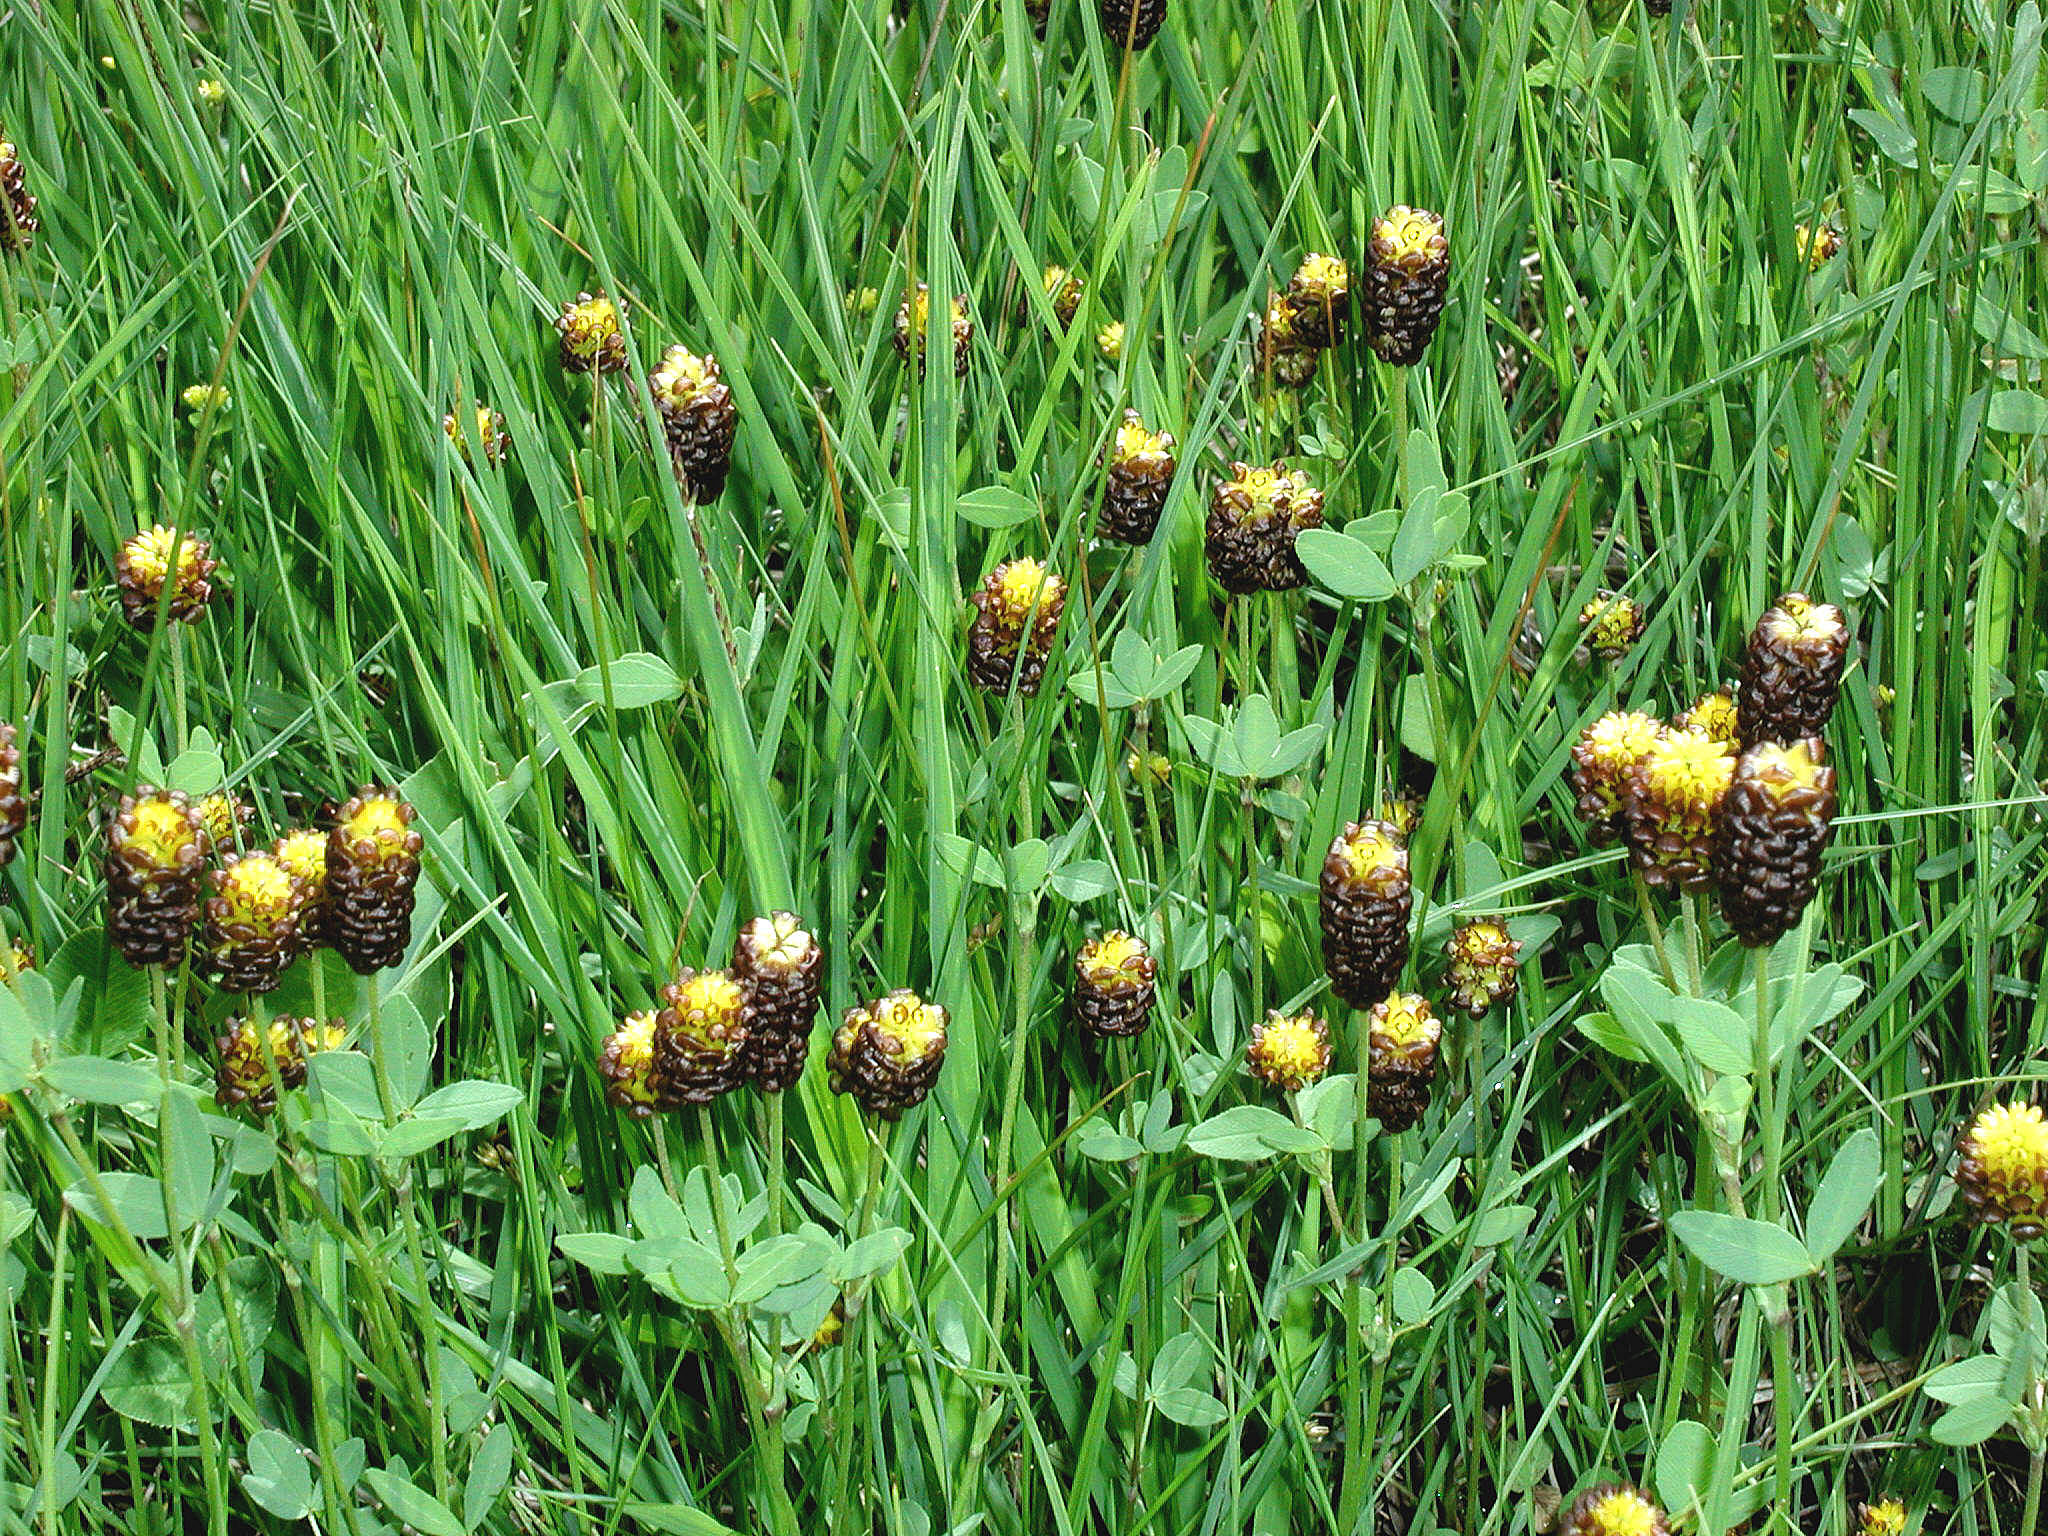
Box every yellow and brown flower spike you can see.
[324,789,423,974]
[600,1009,671,1117]
[1367,992,1441,1132]
[1578,591,1645,662]
[105,788,205,968]
[1039,265,1082,329]
[1957,1101,2048,1239]
[1620,728,1736,892]
[0,133,37,255]
[649,346,738,502]
[202,852,307,993]
[1444,919,1520,1017]
[1713,738,1837,947]
[968,558,1067,695]
[1247,1009,1331,1091]
[732,911,825,1093]
[1206,462,1325,594]
[1072,930,1158,1039]
[1285,253,1351,349]
[894,284,972,380]
[1364,206,1449,366]
[829,989,949,1118]
[654,967,751,1105]
[1098,0,1166,50]
[272,828,331,947]
[0,724,24,869]
[214,1016,305,1117]
[1561,1484,1670,1536]
[1737,592,1849,747]
[556,292,627,375]
[1795,222,1842,269]
[1320,819,1412,1010]
[116,525,219,629]
[1673,689,1740,745]
[1256,297,1319,391]
[444,404,510,466]
[1570,711,1663,843]
[1099,410,1176,545]
[1855,1497,1906,1536]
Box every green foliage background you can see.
[1,0,2045,1531]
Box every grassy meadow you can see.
[1,0,2046,1531]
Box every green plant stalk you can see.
[1752,948,1796,1530]
[698,1104,798,1536]
[2024,1243,2045,1536]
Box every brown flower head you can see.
[1957,1100,2048,1239]
[1072,930,1159,1039]
[325,789,424,974]
[1320,819,1412,1009]
[829,989,949,1118]
[557,292,627,375]
[1247,1009,1331,1091]
[116,525,219,628]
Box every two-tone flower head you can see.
[600,1008,673,1117]
[1247,1009,1330,1091]
[1205,462,1325,594]
[1126,750,1173,790]
[967,557,1067,695]
[1570,711,1663,844]
[0,938,34,982]
[649,346,738,502]
[653,967,752,1105]
[1099,410,1176,545]
[324,788,423,974]
[444,403,510,467]
[196,77,227,107]
[1038,265,1083,330]
[214,1016,306,1117]
[893,283,972,380]
[1072,930,1159,1039]
[1364,206,1449,366]
[844,285,880,318]
[182,383,231,417]
[1445,919,1520,1017]
[1619,727,1736,892]
[116,524,219,629]
[1256,296,1319,391]
[1,133,37,255]
[1737,592,1849,747]
[1713,738,1837,947]
[1561,1484,1669,1536]
[1673,688,1739,745]
[0,723,25,869]
[556,291,628,376]
[1097,320,1125,361]
[105,788,206,968]
[1855,1497,1906,1536]
[829,989,950,1118]
[1375,789,1424,841]
[1367,992,1441,1131]
[1098,0,1166,50]
[1320,819,1412,1010]
[202,852,307,993]
[1958,1101,2048,1239]
[1795,222,1842,269]
[1577,591,1645,663]
[732,911,825,1093]
[1285,253,1351,349]
[272,827,331,947]
[195,791,252,856]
